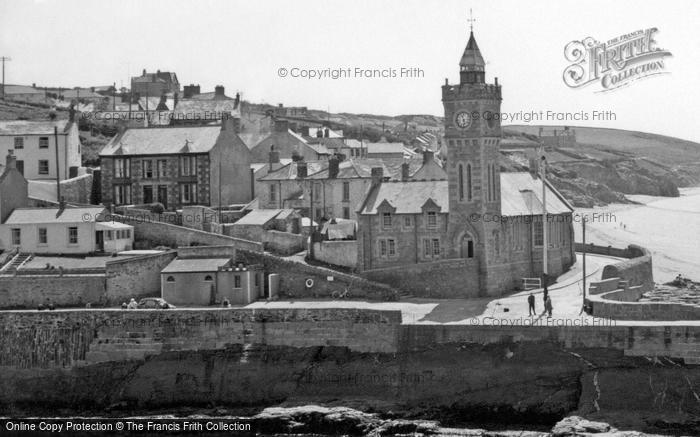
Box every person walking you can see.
[545,295,553,318]
[527,293,536,316]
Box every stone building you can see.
[356,29,575,296]
[0,151,29,224]
[99,116,251,210]
[250,119,330,162]
[0,117,82,180]
[131,69,180,98]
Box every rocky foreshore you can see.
[208,405,678,436]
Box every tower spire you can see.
[459,10,485,84]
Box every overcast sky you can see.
[1,0,699,142]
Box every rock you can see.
[552,416,613,435]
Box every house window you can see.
[157,159,167,178]
[142,160,154,178]
[382,212,392,228]
[180,183,197,204]
[404,216,412,228]
[11,228,20,245]
[38,228,47,245]
[204,275,213,281]
[314,183,321,199]
[68,227,78,244]
[39,137,49,149]
[14,137,24,149]
[38,160,49,175]
[234,275,241,288]
[423,239,431,257]
[180,156,196,176]
[342,182,350,201]
[315,208,323,220]
[534,220,544,246]
[432,239,441,255]
[379,239,387,257]
[426,211,437,229]
[114,185,131,205]
[106,230,113,240]
[388,239,396,256]
[343,207,350,219]
[114,158,130,178]
[166,276,175,282]
[125,229,131,239]
[269,184,277,202]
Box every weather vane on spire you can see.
[467,8,476,31]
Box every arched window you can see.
[166,276,175,282]
[466,163,473,201]
[204,275,213,281]
[458,164,464,200]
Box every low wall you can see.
[115,214,263,252]
[177,245,236,259]
[313,240,358,268]
[263,230,304,255]
[239,250,398,300]
[362,258,480,298]
[575,242,637,258]
[601,250,654,292]
[588,286,700,321]
[0,274,106,309]
[105,251,177,305]
[0,308,403,368]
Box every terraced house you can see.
[99,116,251,210]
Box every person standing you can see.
[527,293,536,316]
[545,295,553,318]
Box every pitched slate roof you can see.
[366,142,405,155]
[100,125,221,156]
[500,172,573,216]
[360,172,573,216]
[233,208,294,226]
[258,161,326,181]
[360,180,449,215]
[4,207,106,224]
[161,257,230,273]
[172,99,240,120]
[0,120,70,135]
[306,158,388,180]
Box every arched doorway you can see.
[460,233,475,259]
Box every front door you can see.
[16,160,24,175]
[96,231,104,252]
[143,186,153,204]
[157,185,168,209]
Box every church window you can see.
[466,163,473,201]
[458,164,464,200]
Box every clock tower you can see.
[442,26,503,295]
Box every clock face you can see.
[454,111,472,129]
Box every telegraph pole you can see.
[540,150,548,292]
[1,57,11,100]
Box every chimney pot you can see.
[296,161,308,179]
[269,146,280,167]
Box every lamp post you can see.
[540,152,548,292]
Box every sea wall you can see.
[0,274,105,309]
[2,310,700,432]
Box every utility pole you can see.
[54,126,61,201]
[1,56,11,100]
[540,150,548,292]
[582,215,587,305]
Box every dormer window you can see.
[426,211,437,229]
[382,212,392,228]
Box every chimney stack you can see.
[274,119,289,133]
[328,156,340,179]
[269,145,280,169]
[371,167,384,186]
[296,161,308,179]
[5,150,16,170]
[423,150,434,164]
[142,68,146,76]
[221,112,240,133]
[215,85,225,97]
[401,162,410,181]
[300,126,310,136]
